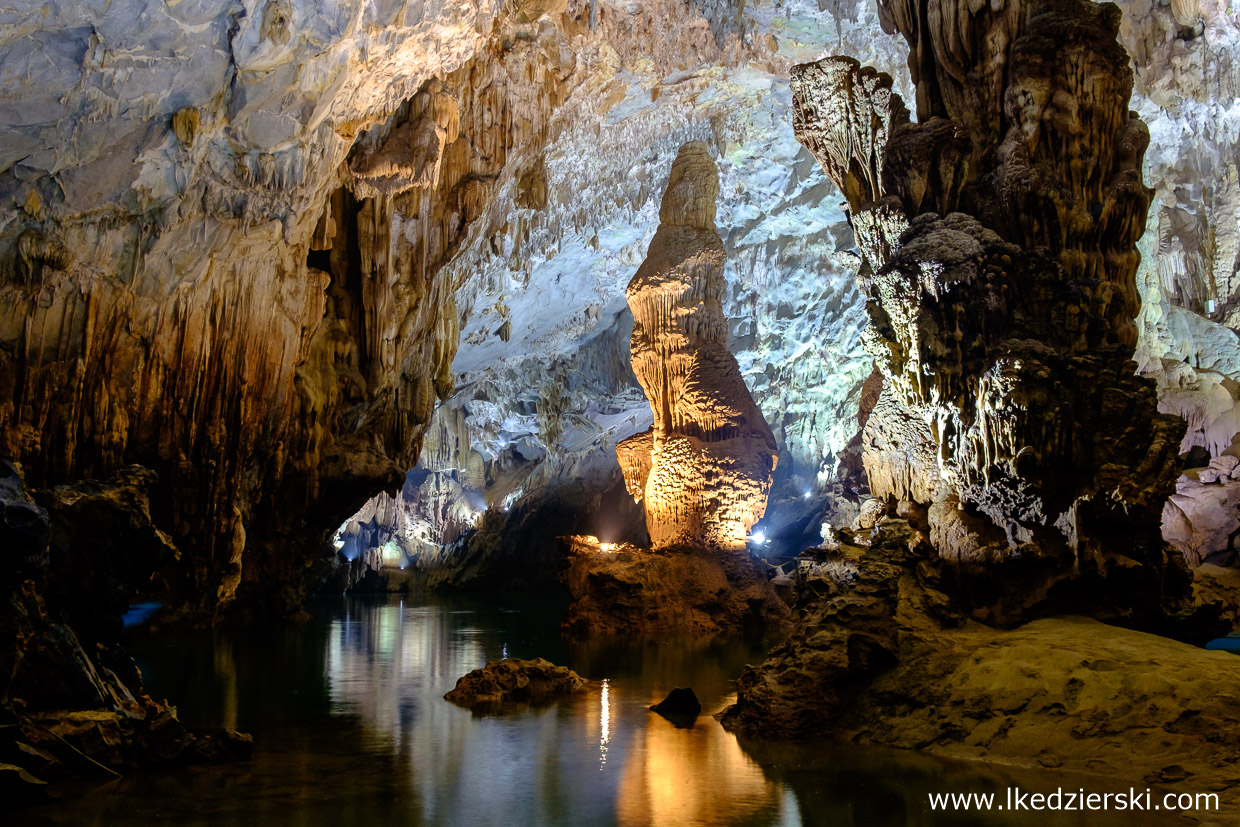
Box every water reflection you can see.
[26,594,1175,826]
[617,698,783,826]
[600,678,611,769]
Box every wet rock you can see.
[0,462,251,796]
[723,525,1240,795]
[444,658,587,709]
[21,707,252,772]
[649,688,702,724]
[559,535,789,638]
[719,520,939,738]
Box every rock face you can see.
[731,550,1240,801]
[719,519,945,738]
[790,0,1193,624]
[616,142,779,550]
[0,0,579,617]
[0,461,250,789]
[1163,453,1240,566]
[559,535,789,637]
[443,657,586,709]
[722,517,1236,799]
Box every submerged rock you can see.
[444,658,587,709]
[649,688,702,724]
[559,535,790,638]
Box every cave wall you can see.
[344,0,1240,581]
[3,0,1239,605]
[0,0,587,613]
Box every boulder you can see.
[444,658,587,709]
[650,687,702,724]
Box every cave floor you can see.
[22,593,1181,826]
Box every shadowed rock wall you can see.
[791,0,1193,623]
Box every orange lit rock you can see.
[559,535,789,637]
[444,657,587,709]
[616,142,778,550]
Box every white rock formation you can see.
[3,0,1239,585]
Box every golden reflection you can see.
[616,698,780,826]
[212,634,237,731]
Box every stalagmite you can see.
[616,141,778,550]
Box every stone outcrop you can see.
[443,657,587,709]
[649,687,702,721]
[722,517,1236,800]
[559,535,789,637]
[0,461,250,795]
[1163,453,1240,566]
[719,519,950,738]
[789,0,1193,624]
[615,141,779,550]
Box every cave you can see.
[4,0,1240,821]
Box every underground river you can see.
[24,593,1171,826]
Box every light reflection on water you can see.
[26,594,1173,826]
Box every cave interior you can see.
[3,0,1240,821]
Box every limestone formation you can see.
[559,535,790,637]
[790,0,1193,624]
[443,657,587,709]
[0,0,580,619]
[725,527,1240,801]
[615,142,779,550]
[1163,453,1240,566]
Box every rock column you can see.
[791,0,1192,622]
[616,142,778,550]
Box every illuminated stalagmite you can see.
[616,142,778,550]
[791,0,1192,620]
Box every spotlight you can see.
[803,490,812,499]
[751,530,768,545]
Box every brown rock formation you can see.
[0,6,579,618]
[0,461,250,786]
[615,142,778,550]
[789,0,1192,624]
[443,657,586,710]
[559,535,790,637]
[724,523,1240,805]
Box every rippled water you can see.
[26,594,1171,826]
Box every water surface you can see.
[24,593,1178,825]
